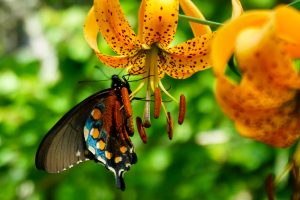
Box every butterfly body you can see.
[36,75,136,190]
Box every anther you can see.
[167,112,173,140]
[136,117,148,144]
[178,94,186,125]
[154,87,162,119]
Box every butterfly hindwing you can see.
[84,87,137,191]
[36,75,137,191]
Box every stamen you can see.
[159,81,178,103]
[166,112,173,140]
[143,89,151,127]
[136,117,147,144]
[178,94,186,125]
[154,87,162,119]
[129,81,145,100]
[265,174,275,200]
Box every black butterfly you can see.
[35,75,137,191]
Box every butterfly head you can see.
[111,75,131,94]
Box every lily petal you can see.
[275,6,300,58]
[179,0,211,36]
[139,0,179,47]
[211,10,271,77]
[84,7,131,68]
[93,0,140,56]
[235,116,300,148]
[231,0,243,19]
[216,77,296,112]
[162,34,213,79]
[235,23,300,89]
[216,78,299,147]
[128,51,147,75]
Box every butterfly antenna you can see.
[94,65,110,79]
[78,79,109,84]
[118,67,127,77]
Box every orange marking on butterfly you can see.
[98,140,106,150]
[91,128,100,139]
[115,156,122,163]
[121,87,132,117]
[92,108,102,120]
[120,146,127,154]
[105,151,112,159]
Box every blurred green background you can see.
[0,0,298,199]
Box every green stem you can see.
[289,0,300,6]
[178,14,223,27]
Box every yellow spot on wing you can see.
[115,156,122,163]
[120,146,127,154]
[91,128,100,139]
[105,151,112,159]
[97,140,106,150]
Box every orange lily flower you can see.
[211,5,300,147]
[84,0,213,131]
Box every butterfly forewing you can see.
[35,90,111,172]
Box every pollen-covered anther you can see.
[178,94,186,125]
[167,112,173,140]
[154,87,162,119]
[136,117,148,144]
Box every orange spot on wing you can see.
[115,156,122,163]
[91,128,100,139]
[120,146,127,154]
[92,108,102,120]
[98,140,106,150]
[105,151,112,159]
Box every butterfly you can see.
[35,75,137,191]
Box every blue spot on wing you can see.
[85,116,93,130]
[84,101,108,164]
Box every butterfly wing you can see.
[84,90,137,190]
[35,89,111,173]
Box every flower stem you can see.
[178,14,223,27]
[289,0,300,7]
